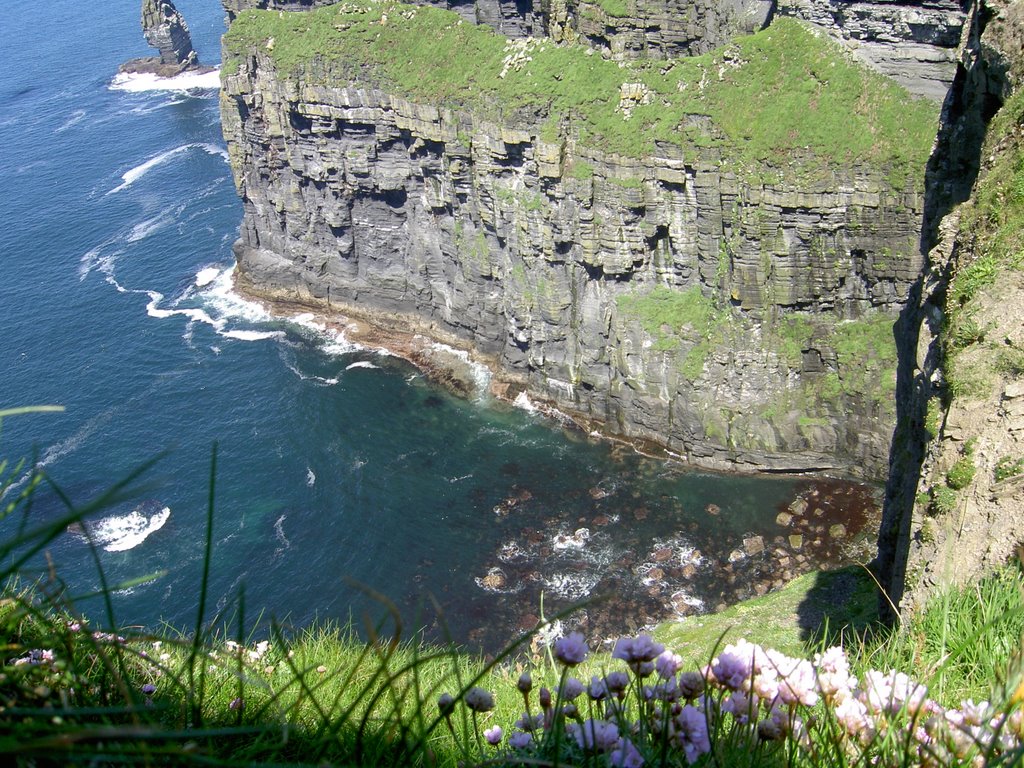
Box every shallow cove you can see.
[0,0,881,658]
[225,277,882,654]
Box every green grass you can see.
[831,314,898,404]
[223,4,937,185]
[995,455,1024,482]
[616,285,720,341]
[946,456,977,490]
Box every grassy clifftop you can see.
[223,0,937,186]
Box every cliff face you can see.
[222,0,545,34]
[221,1,967,100]
[877,0,1024,617]
[221,6,937,477]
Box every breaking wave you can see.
[75,501,170,553]
[109,69,221,93]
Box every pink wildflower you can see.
[612,634,664,665]
[465,686,495,712]
[674,704,711,764]
[508,730,533,749]
[553,632,589,666]
[572,719,619,752]
[610,737,645,767]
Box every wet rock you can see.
[653,547,673,562]
[728,549,745,563]
[788,533,804,550]
[706,504,721,516]
[776,511,794,527]
[789,498,808,516]
[829,523,847,539]
[743,535,766,556]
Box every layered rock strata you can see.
[220,11,932,477]
[122,0,209,77]
[223,0,545,34]
[777,0,968,101]
[220,0,968,100]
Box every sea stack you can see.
[121,0,210,77]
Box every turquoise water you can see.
[0,1,875,652]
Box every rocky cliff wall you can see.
[221,7,937,477]
[221,0,968,100]
[777,1,968,101]
[222,0,545,34]
[877,0,1024,618]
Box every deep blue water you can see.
[0,1,876,652]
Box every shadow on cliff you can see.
[874,2,1008,623]
[793,565,882,648]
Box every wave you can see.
[220,329,286,342]
[345,360,379,370]
[109,68,221,93]
[76,501,170,553]
[195,267,220,287]
[108,145,192,194]
[107,143,229,195]
[126,210,174,242]
[55,109,86,133]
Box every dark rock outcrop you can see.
[122,0,209,77]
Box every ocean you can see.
[0,0,877,653]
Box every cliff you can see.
[220,4,938,477]
[220,1,967,100]
[877,0,1024,617]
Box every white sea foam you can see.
[55,109,86,133]
[497,541,528,563]
[429,341,492,397]
[195,267,220,287]
[345,360,379,370]
[109,145,191,194]
[306,468,316,487]
[108,143,229,194]
[543,572,600,601]
[274,515,290,550]
[513,391,536,412]
[110,68,221,93]
[81,503,170,552]
[552,528,591,550]
[282,360,340,386]
[126,210,174,242]
[220,329,286,342]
